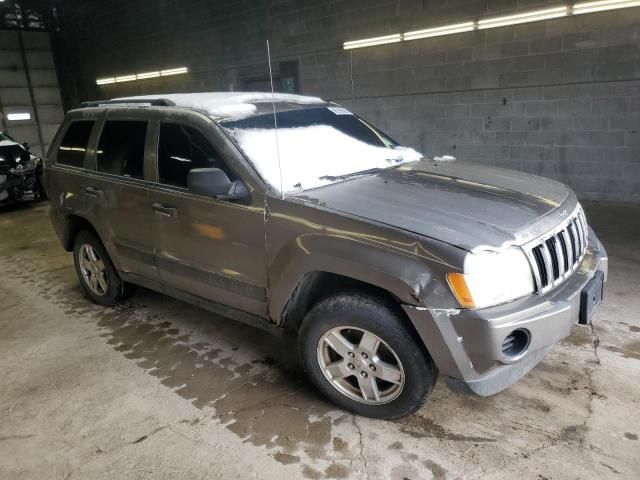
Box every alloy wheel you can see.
[316,326,405,405]
[78,244,108,296]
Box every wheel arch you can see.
[268,230,453,322]
[277,271,435,360]
[279,271,401,331]
[61,214,100,252]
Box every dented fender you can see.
[265,196,465,323]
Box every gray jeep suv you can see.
[45,92,608,418]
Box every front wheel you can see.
[299,294,437,419]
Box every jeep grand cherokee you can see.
[45,93,607,418]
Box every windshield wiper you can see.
[318,168,382,182]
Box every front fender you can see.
[268,233,437,321]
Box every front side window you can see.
[57,121,94,168]
[96,121,147,179]
[158,123,231,188]
[221,105,422,194]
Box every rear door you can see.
[81,110,159,286]
[46,114,99,235]
[147,113,268,317]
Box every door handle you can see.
[84,186,104,198]
[152,202,178,217]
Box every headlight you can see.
[447,247,534,309]
[11,158,35,173]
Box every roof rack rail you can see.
[79,98,176,108]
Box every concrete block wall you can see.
[56,0,640,202]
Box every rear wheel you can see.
[73,230,132,306]
[299,294,437,419]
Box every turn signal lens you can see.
[447,273,476,309]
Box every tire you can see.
[34,172,47,201]
[73,230,133,306]
[299,293,437,419]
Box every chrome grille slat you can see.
[524,205,588,295]
[558,230,570,272]
[539,243,554,286]
[528,248,543,291]
[563,228,574,268]
[567,223,577,263]
[578,215,586,248]
[574,219,583,253]
[551,236,564,277]
[578,211,588,243]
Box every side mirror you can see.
[22,142,30,151]
[187,168,249,201]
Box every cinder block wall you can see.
[56,0,640,202]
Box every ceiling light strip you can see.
[96,66,188,86]
[342,1,640,49]
[573,0,640,14]
[7,112,31,121]
[136,71,160,80]
[160,67,189,76]
[115,74,136,83]
[477,6,567,29]
[404,22,474,40]
[343,34,402,50]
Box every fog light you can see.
[501,329,530,358]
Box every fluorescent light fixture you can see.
[344,2,640,49]
[573,0,640,14]
[136,71,160,80]
[343,34,402,50]
[115,74,136,83]
[160,67,189,76]
[7,112,31,121]
[96,66,188,85]
[59,146,86,152]
[404,22,475,41]
[478,6,568,29]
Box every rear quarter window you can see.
[57,121,94,168]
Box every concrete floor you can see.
[0,202,638,480]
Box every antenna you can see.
[267,40,284,199]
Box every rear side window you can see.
[57,121,94,167]
[97,121,147,179]
[157,123,231,188]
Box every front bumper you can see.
[403,228,608,396]
[0,170,38,203]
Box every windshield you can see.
[221,106,422,193]
[0,131,16,144]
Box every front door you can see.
[148,120,268,317]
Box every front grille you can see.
[525,206,588,294]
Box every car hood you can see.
[0,143,28,169]
[292,160,575,251]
